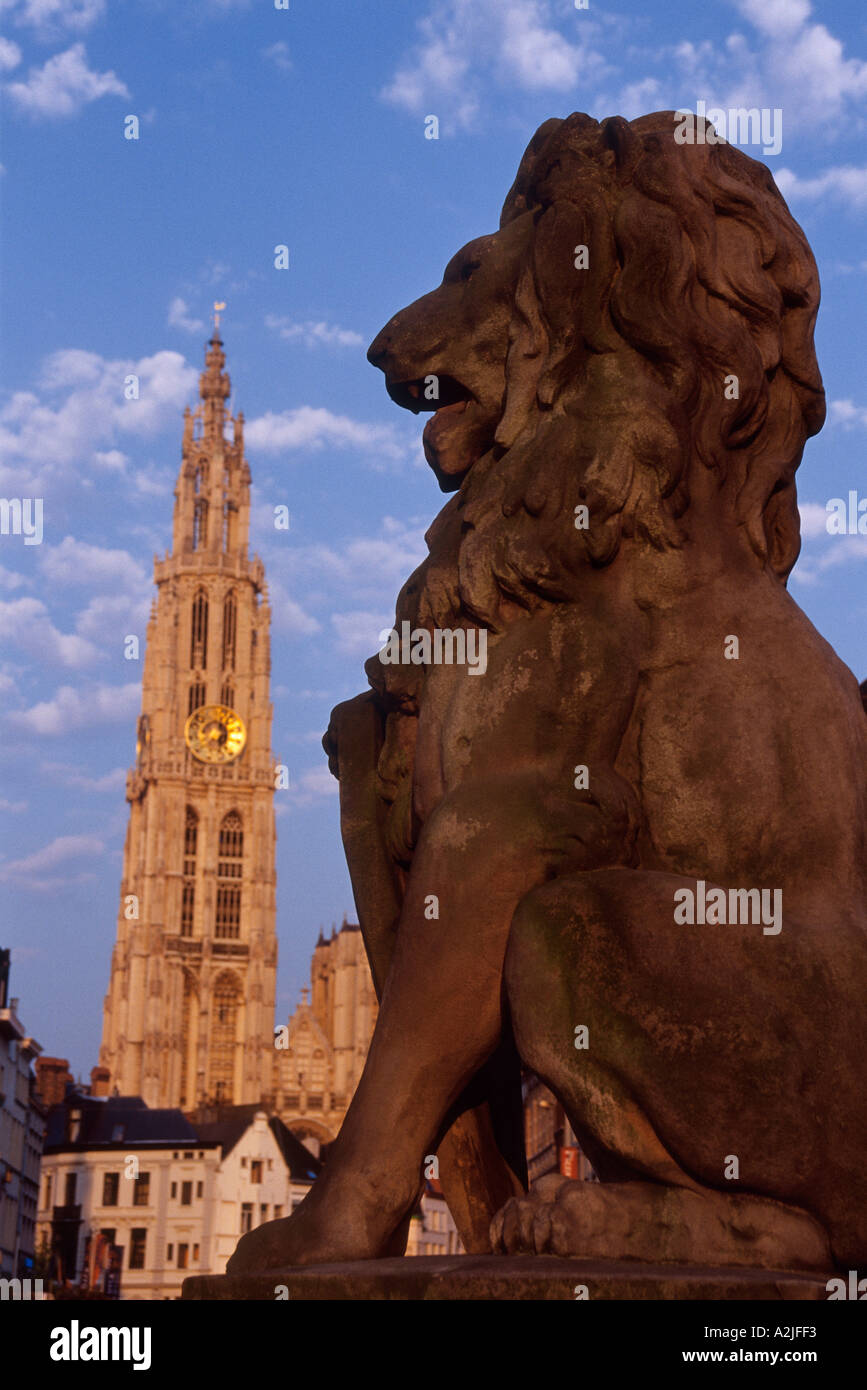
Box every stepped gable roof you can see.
[193,1104,322,1180]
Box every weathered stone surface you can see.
[229,111,867,1279]
[185,1256,830,1301]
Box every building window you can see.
[43,1173,53,1209]
[102,1172,119,1207]
[193,1244,200,1261]
[240,1203,253,1234]
[250,1161,262,1185]
[218,811,243,869]
[183,1152,194,1159]
[222,591,237,671]
[166,1243,173,1261]
[190,591,208,668]
[64,1173,77,1206]
[260,1205,268,1224]
[180,882,195,938]
[220,681,234,708]
[215,811,243,940]
[187,681,206,716]
[208,971,241,1103]
[170,1182,177,1199]
[193,497,208,551]
[100,1228,115,1246]
[274,1206,282,1220]
[184,807,198,869]
[215,885,241,939]
[181,808,197,940]
[129,1229,147,1270]
[181,1181,192,1206]
[133,1172,150,1207]
[179,971,197,1109]
[177,1244,189,1270]
[196,1182,203,1199]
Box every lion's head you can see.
[367,111,825,631]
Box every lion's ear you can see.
[600,115,640,176]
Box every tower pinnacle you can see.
[172,331,251,559]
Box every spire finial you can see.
[213,300,226,333]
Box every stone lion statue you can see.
[230,112,867,1276]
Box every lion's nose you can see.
[367,328,391,370]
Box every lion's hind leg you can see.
[501,867,839,1270]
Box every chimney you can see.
[90,1066,111,1097]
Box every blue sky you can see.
[1,0,865,1080]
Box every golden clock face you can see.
[184,704,246,763]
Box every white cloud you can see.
[0,596,98,668]
[265,314,364,349]
[41,761,126,792]
[9,681,140,734]
[0,347,197,493]
[0,0,106,35]
[0,832,105,887]
[382,0,608,130]
[6,42,129,119]
[775,167,867,208]
[39,535,148,590]
[279,764,338,809]
[734,0,812,39]
[262,41,292,72]
[331,610,393,658]
[269,517,426,605]
[661,2,867,139]
[798,501,830,538]
[93,449,128,471]
[168,297,205,334]
[266,579,321,637]
[0,37,22,70]
[0,564,27,591]
[245,406,408,461]
[829,400,867,428]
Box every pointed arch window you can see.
[222,591,237,671]
[188,681,206,716]
[179,970,197,1109]
[181,808,197,937]
[208,971,241,1105]
[193,499,208,551]
[190,591,208,669]
[220,681,234,708]
[215,811,243,939]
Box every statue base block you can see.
[182,1255,831,1301]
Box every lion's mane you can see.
[422,111,826,634]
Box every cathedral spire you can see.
[199,331,231,443]
[171,318,251,560]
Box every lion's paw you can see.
[490,1174,576,1254]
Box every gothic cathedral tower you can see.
[100,328,278,1111]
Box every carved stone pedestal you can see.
[182,1255,831,1301]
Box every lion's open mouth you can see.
[385,373,474,414]
[386,374,495,487]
